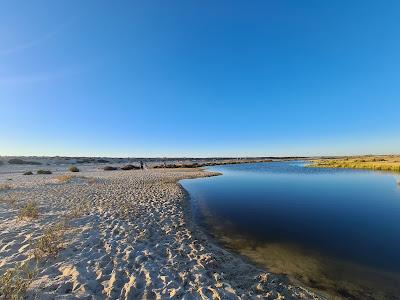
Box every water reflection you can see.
[181,162,400,299]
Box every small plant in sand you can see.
[63,207,85,221]
[56,175,75,183]
[0,195,17,207]
[23,171,33,175]
[0,262,37,300]
[0,184,12,191]
[68,166,79,172]
[18,201,39,220]
[33,222,66,260]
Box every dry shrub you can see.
[33,222,66,260]
[57,175,96,185]
[36,170,52,175]
[63,207,85,221]
[18,201,39,220]
[56,175,75,183]
[0,262,37,300]
[68,166,79,172]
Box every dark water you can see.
[181,162,400,299]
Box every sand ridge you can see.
[0,168,321,299]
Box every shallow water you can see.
[181,162,400,299]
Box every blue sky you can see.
[1,1,399,157]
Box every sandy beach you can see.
[0,162,320,299]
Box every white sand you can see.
[0,165,321,299]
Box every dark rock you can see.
[121,165,140,170]
[37,170,52,174]
[103,166,117,171]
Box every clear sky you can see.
[1,1,399,157]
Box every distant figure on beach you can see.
[140,161,144,170]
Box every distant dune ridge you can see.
[0,159,320,299]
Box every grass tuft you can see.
[56,175,75,183]
[32,223,66,260]
[18,201,39,220]
[63,207,86,221]
[0,262,37,300]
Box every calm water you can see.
[181,162,400,299]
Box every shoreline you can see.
[0,165,320,299]
[185,162,400,300]
[179,172,329,300]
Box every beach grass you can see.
[307,155,400,173]
[18,201,39,220]
[33,223,66,260]
[56,175,75,183]
[0,262,37,300]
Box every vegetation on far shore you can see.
[8,159,41,165]
[153,159,274,169]
[307,155,400,173]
